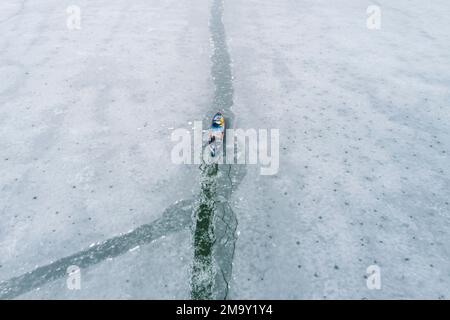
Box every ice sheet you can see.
[0,0,211,296]
[1,0,449,299]
[224,0,450,299]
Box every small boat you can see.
[208,112,225,158]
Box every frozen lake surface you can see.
[1,0,449,299]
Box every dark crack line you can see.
[220,266,230,298]
[190,0,243,300]
[0,200,193,299]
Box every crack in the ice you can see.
[190,0,244,300]
[0,0,242,301]
[0,200,193,299]
[220,266,230,299]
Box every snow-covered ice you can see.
[225,0,450,299]
[1,0,450,299]
[0,0,211,298]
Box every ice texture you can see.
[1,0,449,299]
[0,0,211,298]
[225,0,450,299]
